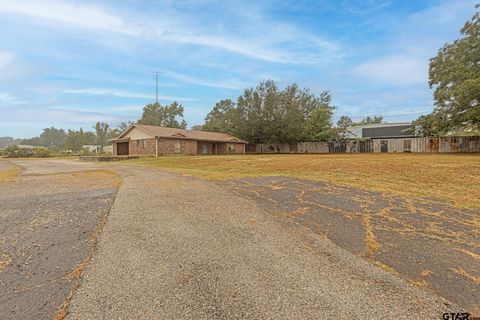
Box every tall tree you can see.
[356,115,383,125]
[417,4,480,135]
[190,125,204,131]
[64,128,96,151]
[336,116,354,139]
[21,127,67,147]
[39,127,67,147]
[118,121,135,131]
[203,99,237,134]
[304,107,333,141]
[203,80,335,143]
[138,102,187,128]
[94,122,110,146]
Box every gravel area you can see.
[0,161,11,171]
[0,160,118,320]
[11,159,99,175]
[67,165,456,319]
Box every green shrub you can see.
[4,145,33,158]
[33,147,51,157]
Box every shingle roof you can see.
[118,124,247,143]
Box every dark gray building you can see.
[347,122,417,139]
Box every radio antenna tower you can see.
[153,71,165,104]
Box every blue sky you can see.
[0,0,477,138]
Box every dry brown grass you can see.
[0,163,21,183]
[410,278,429,288]
[71,170,122,190]
[455,248,480,261]
[363,215,379,255]
[452,268,480,285]
[372,261,398,275]
[129,153,480,208]
[69,257,90,280]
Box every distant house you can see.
[346,122,417,139]
[103,145,113,154]
[109,124,248,156]
[17,145,36,150]
[81,145,103,153]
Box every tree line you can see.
[16,123,122,151]
[192,80,383,143]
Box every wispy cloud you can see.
[353,54,428,85]
[63,88,196,101]
[342,0,392,15]
[4,104,128,125]
[0,92,26,105]
[0,50,15,70]
[0,0,339,64]
[350,1,476,87]
[0,0,141,35]
[159,70,247,90]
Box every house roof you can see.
[114,124,248,144]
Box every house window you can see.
[227,143,235,153]
[136,140,147,149]
[174,140,181,153]
[202,143,208,154]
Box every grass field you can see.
[129,153,480,208]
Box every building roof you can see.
[350,122,413,129]
[114,124,248,144]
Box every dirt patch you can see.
[0,162,118,320]
[221,176,480,311]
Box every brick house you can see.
[110,124,247,156]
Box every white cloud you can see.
[353,54,428,85]
[0,0,339,64]
[63,88,196,101]
[159,70,247,90]
[408,0,477,26]
[0,92,26,105]
[342,0,392,15]
[0,0,141,35]
[0,50,15,70]
[4,105,127,124]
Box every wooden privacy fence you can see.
[246,136,480,154]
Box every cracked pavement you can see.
[221,176,480,312]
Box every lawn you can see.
[128,153,480,208]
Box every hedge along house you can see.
[110,124,247,156]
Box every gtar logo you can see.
[442,313,470,320]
